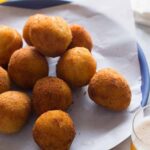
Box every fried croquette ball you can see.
[0,25,22,66]
[57,47,96,87]
[33,110,76,150]
[88,68,131,111]
[0,67,11,94]
[23,16,34,45]
[0,91,31,134]
[29,15,72,57]
[23,14,43,46]
[33,77,72,116]
[69,24,93,51]
[8,46,48,89]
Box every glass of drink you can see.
[131,105,150,150]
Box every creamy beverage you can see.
[131,109,150,150]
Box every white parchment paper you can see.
[0,0,142,149]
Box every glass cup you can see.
[131,105,150,150]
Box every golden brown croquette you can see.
[69,24,93,51]
[88,68,131,111]
[8,46,48,89]
[33,110,76,150]
[0,91,31,134]
[32,77,72,116]
[0,67,11,94]
[23,14,45,46]
[56,47,96,87]
[23,15,35,45]
[0,25,22,66]
[29,15,72,57]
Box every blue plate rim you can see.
[1,0,150,106]
[1,0,71,9]
[138,44,150,107]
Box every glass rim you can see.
[132,105,150,145]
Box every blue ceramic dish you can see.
[2,0,150,107]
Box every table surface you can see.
[113,23,150,150]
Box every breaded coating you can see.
[0,91,31,134]
[23,14,45,46]
[69,24,93,51]
[8,46,48,89]
[29,15,72,57]
[57,47,96,87]
[0,25,22,66]
[0,67,11,94]
[33,77,72,115]
[33,110,76,150]
[23,16,35,45]
[88,68,131,111]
